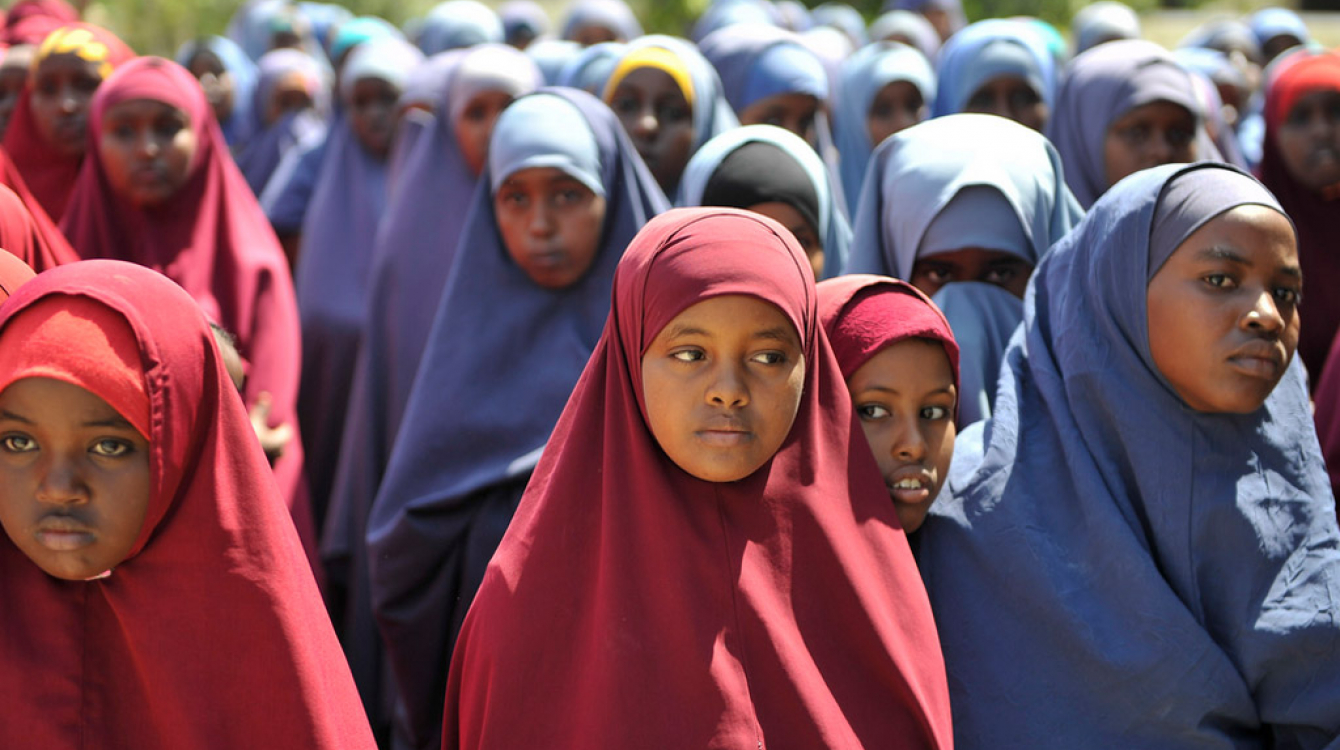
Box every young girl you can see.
[2,23,133,222]
[0,259,375,749]
[442,207,951,748]
[368,86,669,750]
[234,47,328,196]
[932,18,1055,132]
[698,24,830,147]
[917,163,1340,746]
[176,35,258,150]
[59,57,315,567]
[817,275,959,534]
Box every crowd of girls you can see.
[0,0,1336,747]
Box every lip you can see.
[34,516,95,551]
[886,466,936,506]
[696,418,752,447]
[524,249,568,268]
[1227,341,1287,380]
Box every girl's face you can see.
[747,201,822,280]
[263,71,314,126]
[0,377,151,580]
[867,80,926,147]
[99,98,198,208]
[739,92,820,146]
[494,166,607,289]
[0,55,31,138]
[910,248,1033,299]
[186,48,235,124]
[347,76,400,159]
[29,52,106,157]
[608,66,695,195]
[455,90,516,177]
[1103,100,1197,191]
[641,294,805,482]
[571,22,620,46]
[1276,88,1340,193]
[963,75,1047,132]
[1147,204,1300,414]
[848,338,956,533]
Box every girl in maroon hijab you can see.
[0,259,374,749]
[60,57,315,564]
[1,23,133,222]
[443,207,952,749]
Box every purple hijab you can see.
[367,86,669,750]
[234,48,330,195]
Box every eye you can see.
[91,438,132,457]
[922,266,953,284]
[1166,127,1195,148]
[1,434,35,453]
[984,266,1018,284]
[1203,273,1236,289]
[920,405,950,421]
[857,403,891,420]
[610,96,638,115]
[671,348,704,362]
[496,189,527,208]
[1274,286,1302,305]
[750,350,788,366]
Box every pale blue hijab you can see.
[932,18,1057,118]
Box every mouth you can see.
[696,421,753,447]
[34,516,95,551]
[886,468,936,506]
[1227,341,1287,380]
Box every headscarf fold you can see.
[0,259,375,749]
[918,163,1340,747]
[443,206,952,749]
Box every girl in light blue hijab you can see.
[415,0,504,55]
[932,18,1057,132]
[176,36,259,149]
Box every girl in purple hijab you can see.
[234,47,330,196]
[560,0,643,45]
[367,86,669,750]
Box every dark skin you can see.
[963,75,1047,132]
[607,66,695,196]
[909,248,1033,299]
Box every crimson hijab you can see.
[60,57,314,560]
[0,259,374,749]
[0,181,77,271]
[444,207,952,749]
[1259,50,1340,388]
[1,23,133,222]
[0,246,34,299]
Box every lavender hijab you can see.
[367,87,669,750]
[845,113,1082,280]
[234,47,330,195]
[1071,0,1141,54]
[918,162,1340,747]
[1047,39,1216,208]
[931,18,1057,119]
[415,0,503,55]
[560,0,643,42]
[869,9,941,58]
[293,37,423,524]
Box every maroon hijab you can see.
[444,207,952,749]
[0,260,374,749]
[60,57,314,562]
[817,274,960,387]
[1,23,133,222]
[0,181,77,271]
[0,246,34,299]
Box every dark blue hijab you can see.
[918,163,1340,748]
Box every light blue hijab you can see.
[175,36,259,148]
[1071,1,1141,54]
[918,162,1340,748]
[415,0,504,55]
[845,113,1082,280]
[932,18,1057,118]
[929,281,1020,427]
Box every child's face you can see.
[186,48,235,124]
[607,66,695,195]
[30,52,106,158]
[0,377,151,580]
[456,90,516,177]
[747,201,822,280]
[1276,88,1340,193]
[847,338,955,533]
[263,71,314,126]
[1103,100,1197,191]
[867,80,926,148]
[347,76,400,159]
[963,75,1047,132]
[494,166,607,289]
[641,294,805,482]
[99,98,198,208]
[1147,204,1300,414]
[909,247,1033,299]
[739,92,820,147]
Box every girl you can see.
[234,47,329,196]
[368,86,668,750]
[603,35,738,199]
[0,259,375,749]
[176,36,258,150]
[680,123,850,279]
[2,23,133,222]
[932,18,1056,132]
[415,0,503,55]
[294,36,422,527]
[698,24,830,148]
[1048,38,1213,208]
[817,274,959,534]
[560,0,643,45]
[918,163,1340,747]
[59,57,315,568]
[442,206,951,748]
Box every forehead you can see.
[102,97,185,121]
[659,293,799,342]
[34,52,103,77]
[497,165,582,189]
[616,66,687,100]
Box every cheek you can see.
[1102,134,1135,186]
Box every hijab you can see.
[930,281,1020,426]
[234,47,329,195]
[526,37,582,84]
[833,40,935,210]
[931,18,1056,119]
[699,22,829,117]
[0,0,77,45]
[442,207,952,749]
[0,181,77,271]
[0,246,34,298]
[367,87,669,750]
[416,0,503,55]
[918,163,1340,747]
[175,36,260,148]
[846,113,1082,280]
[1258,51,1340,386]
[2,23,133,222]
[294,37,423,523]
[556,39,623,93]
[500,0,549,47]
[60,57,315,561]
[1070,0,1141,55]
[680,123,850,277]
[0,259,376,749]
[1250,7,1311,57]
[869,9,941,58]
[1048,38,1214,208]
[560,0,643,42]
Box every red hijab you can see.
[817,274,960,386]
[1,23,133,221]
[60,56,315,564]
[0,246,34,299]
[0,181,77,271]
[0,259,374,749]
[0,0,78,45]
[1258,50,1340,386]
[444,207,953,749]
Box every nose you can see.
[890,415,927,462]
[630,104,658,141]
[527,200,555,237]
[1147,129,1176,164]
[35,453,89,507]
[58,85,79,113]
[706,361,749,408]
[1241,288,1285,335]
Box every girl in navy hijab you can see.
[367,87,668,750]
[918,163,1340,747]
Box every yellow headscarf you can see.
[603,45,695,107]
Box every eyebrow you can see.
[863,385,956,397]
[1196,246,1302,278]
[662,324,799,344]
[0,409,30,424]
[84,415,136,430]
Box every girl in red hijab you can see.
[60,57,315,563]
[1,23,133,222]
[443,207,952,749]
[0,259,374,749]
